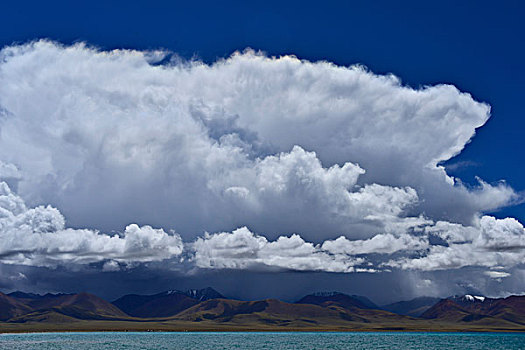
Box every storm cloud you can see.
[0,40,523,298]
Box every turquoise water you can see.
[0,332,523,349]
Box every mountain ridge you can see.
[1,289,523,332]
[296,292,379,311]
[382,297,441,317]
[112,287,224,317]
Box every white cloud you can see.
[0,181,183,267]
[387,216,525,271]
[484,271,511,279]
[191,215,524,274]
[0,40,516,243]
[1,177,524,275]
[192,225,430,273]
[321,233,428,255]
[208,146,420,240]
[192,226,363,272]
[0,182,26,219]
[0,41,523,282]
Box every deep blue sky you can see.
[1,0,523,221]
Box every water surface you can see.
[0,331,523,349]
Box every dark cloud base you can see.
[1,264,523,305]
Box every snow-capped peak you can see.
[464,294,485,302]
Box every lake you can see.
[0,332,523,349]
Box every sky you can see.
[0,1,523,304]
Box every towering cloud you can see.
[0,41,516,239]
[0,41,523,296]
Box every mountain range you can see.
[112,287,224,318]
[0,289,523,332]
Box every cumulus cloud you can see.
[387,216,525,272]
[0,181,183,267]
[189,209,525,275]
[191,226,429,273]
[0,40,523,290]
[192,226,365,273]
[321,233,428,255]
[0,175,524,278]
[191,216,524,275]
[210,145,421,240]
[0,40,517,243]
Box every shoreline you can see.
[2,326,524,334]
[2,330,525,333]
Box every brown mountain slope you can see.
[170,298,419,329]
[483,296,525,325]
[112,292,199,318]
[0,292,32,321]
[382,297,441,317]
[10,292,128,321]
[421,296,525,327]
[173,298,366,324]
[421,299,472,321]
[296,293,377,310]
[7,310,81,324]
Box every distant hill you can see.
[483,295,525,325]
[112,287,224,317]
[382,297,440,317]
[174,298,379,325]
[296,292,378,311]
[421,299,472,321]
[421,295,525,326]
[8,292,127,321]
[0,292,32,321]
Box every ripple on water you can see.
[0,332,524,350]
